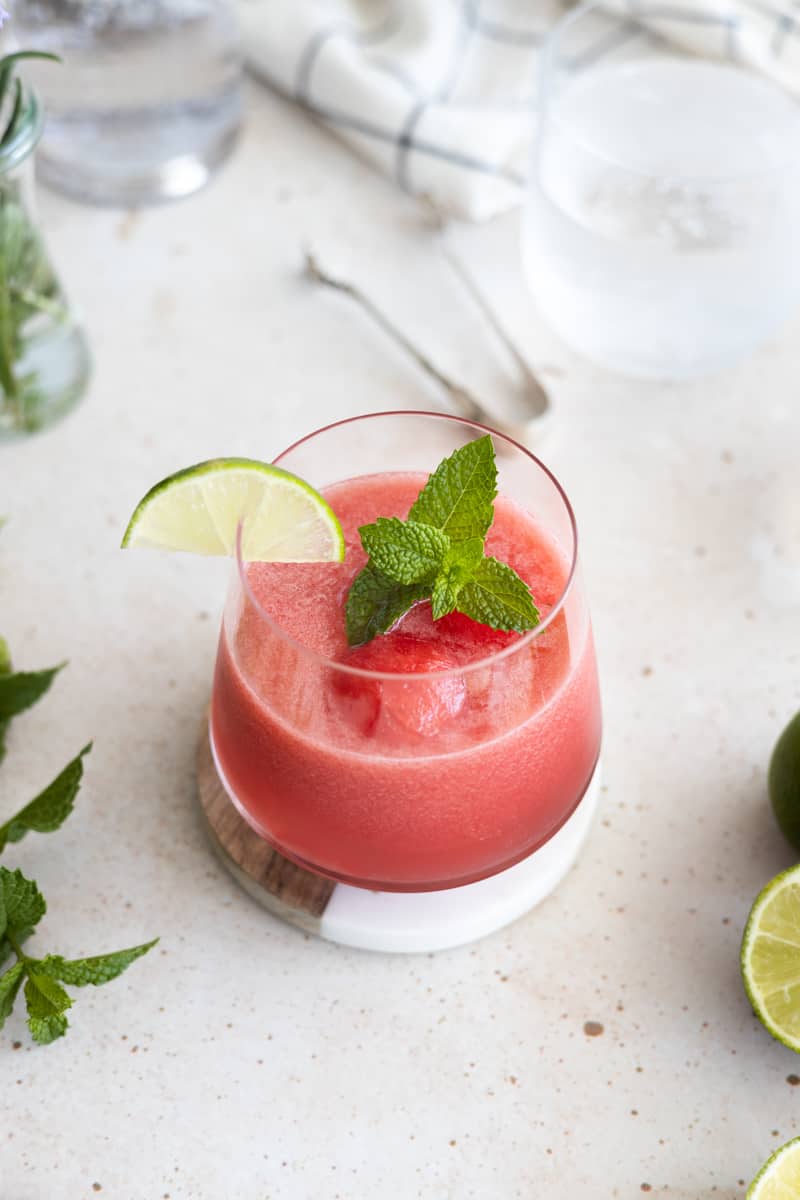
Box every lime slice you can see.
[770,711,800,852]
[121,458,345,562]
[741,864,800,1052]
[747,1136,800,1198]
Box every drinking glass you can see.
[209,412,602,893]
[11,0,242,205]
[523,1,800,379]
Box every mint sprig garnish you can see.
[346,565,430,648]
[345,435,540,645]
[408,433,497,541]
[360,518,450,585]
[431,537,484,620]
[457,556,542,629]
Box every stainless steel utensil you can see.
[304,249,553,446]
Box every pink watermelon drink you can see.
[210,413,602,892]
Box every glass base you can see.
[312,764,601,953]
[200,718,602,953]
[528,305,782,382]
[35,93,242,207]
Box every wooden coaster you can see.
[196,717,335,935]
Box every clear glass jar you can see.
[0,85,89,438]
[11,0,243,206]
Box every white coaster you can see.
[198,720,600,954]
[318,765,600,953]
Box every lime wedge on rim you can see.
[747,1136,800,1198]
[121,458,345,562]
[741,863,800,1053]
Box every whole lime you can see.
[769,711,800,852]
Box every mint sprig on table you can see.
[1,868,157,1044]
[0,638,156,1045]
[346,435,541,645]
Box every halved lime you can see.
[121,458,345,562]
[741,864,800,1052]
[747,1136,800,1198]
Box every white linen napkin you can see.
[237,0,800,222]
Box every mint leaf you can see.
[0,743,91,853]
[0,960,24,1028]
[24,973,71,1044]
[343,437,540,645]
[0,881,11,966]
[359,518,449,585]
[36,939,158,987]
[431,578,458,622]
[0,867,46,941]
[0,662,64,721]
[0,637,11,765]
[346,564,428,646]
[431,537,485,620]
[457,557,540,633]
[409,435,497,543]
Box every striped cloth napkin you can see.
[237,0,800,221]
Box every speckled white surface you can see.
[1,79,800,1200]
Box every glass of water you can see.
[522,1,800,379]
[11,0,243,206]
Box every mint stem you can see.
[7,931,26,962]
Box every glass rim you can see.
[233,410,580,682]
[540,0,800,185]
[0,85,42,175]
